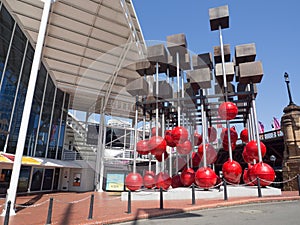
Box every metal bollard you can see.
[223,178,228,201]
[45,198,53,225]
[160,187,163,210]
[3,200,11,225]
[191,183,195,205]
[297,174,300,196]
[88,194,94,220]
[257,177,262,198]
[127,191,131,214]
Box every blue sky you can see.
[132,0,300,131]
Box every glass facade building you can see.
[0,4,69,159]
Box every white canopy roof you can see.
[3,0,146,114]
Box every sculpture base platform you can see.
[121,186,281,201]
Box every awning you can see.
[3,0,146,114]
[0,153,41,165]
[0,152,83,168]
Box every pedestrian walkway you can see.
[0,190,299,225]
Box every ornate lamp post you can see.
[284,72,295,106]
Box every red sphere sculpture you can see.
[149,136,167,156]
[191,152,201,168]
[143,171,156,189]
[171,174,183,188]
[155,151,169,162]
[198,143,217,165]
[155,172,171,190]
[171,126,189,144]
[208,126,217,142]
[242,147,253,164]
[194,132,203,146]
[125,172,143,191]
[243,168,254,186]
[245,140,267,162]
[176,140,192,155]
[249,162,275,186]
[173,157,187,171]
[218,101,238,120]
[195,167,217,189]
[151,127,162,136]
[136,140,150,155]
[221,127,238,143]
[222,140,237,151]
[240,128,249,143]
[165,130,176,147]
[222,160,242,184]
[180,168,195,187]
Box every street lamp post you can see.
[284,72,295,106]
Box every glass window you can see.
[57,93,69,160]
[47,89,63,159]
[42,169,54,190]
[0,25,27,151]
[25,65,47,156]
[7,45,33,154]
[52,168,60,190]
[0,5,14,43]
[35,76,55,157]
[30,167,43,191]
[17,166,31,192]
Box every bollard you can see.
[257,177,262,198]
[88,194,94,220]
[45,198,53,225]
[223,178,228,201]
[191,183,196,205]
[127,191,131,214]
[297,174,300,196]
[3,200,11,225]
[159,187,164,210]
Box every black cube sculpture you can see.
[209,5,229,31]
[126,77,149,96]
[238,61,263,84]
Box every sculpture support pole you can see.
[176,52,181,127]
[250,84,263,162]
[133,95,139,173]
[219,25,233,161]
[200,90,207,168]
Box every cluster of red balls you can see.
[136,126,192,161]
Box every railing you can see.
[62,149,96,161]
[259,129,283,140]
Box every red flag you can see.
[258,121,264,134]
[273,117,281,130]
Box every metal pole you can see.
[251,84,263,162]
[88,194,94,220]
[200,90,207,168]
[2,0,54,217]
[3,201,11,225]
[176,52,181,126]
[297,174,300,196]
[127,190,131,214]
[223,178,228,200]
[160,187,164,209]
[257,177,262,198]
[218,25,228,100]
[191,183,196,205]
[133,96,139,173]
[45,198,53,225]
[218,26,233,161]
[284,72,295,105]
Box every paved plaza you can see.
[0,191,299,225]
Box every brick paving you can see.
[0,190,299,225]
